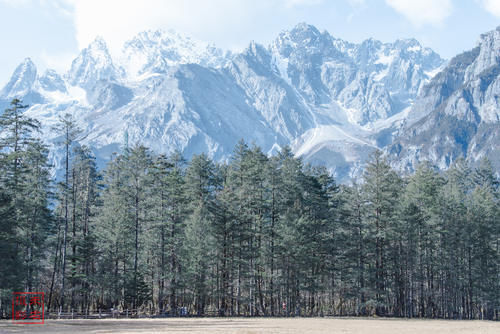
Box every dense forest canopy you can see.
[0,99,498,320]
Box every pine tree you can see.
[149,152,188,313]
[0,99,51,314]
[1,111,498,321]
[68,145,100,312]
[469,158,499,319]
[301,165,337,315]
[0,185,18,317]
[212,163,236,316]
[399,162,443,317]
[245,145,270,316]
[226,140,251,315]
[274,146,305,316]
[52,113,81,311]
[339,182,368,315]
[95,153,133,309]
[362,150,401,316]
[22,140,52,292]
[124,146,154,309]
[184,153,219,315]
[265,154,282,316]
[439,158,471,318]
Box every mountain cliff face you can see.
[389,26,500,172]
[1,23,498,181]
[270,23,442,125]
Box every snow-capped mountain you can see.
[120,29,230,79]
[0,58,44,107]
[1,23,497,181]
[270,23,443,125]
[389,26,500,173]
[67,36,121,90]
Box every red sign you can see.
[12,292,44,324]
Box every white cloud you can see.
[480,0,500,17]
[385,0,453,27]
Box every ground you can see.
[0,317,499,334]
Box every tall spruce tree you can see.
[0,99,51,314]
[0,106,498,320]
[184,153,219,315]
[362,150,402,316]
[52,113,81,311]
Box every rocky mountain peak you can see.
[272,22,336,57]
[465,26,500,81]
[2,23,497,183]
[290,22,322,37]
[120,29,228,79]
[389,25,500,174]
[38,69,67,93]
[67,36,118,89]
[1,58,37,98]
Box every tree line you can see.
[0,99,498,320]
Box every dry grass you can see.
[0,317,498,334]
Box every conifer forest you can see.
[0,99,498,320]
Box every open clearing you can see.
[0,317,498,334]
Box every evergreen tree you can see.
[184,153,219,315]
[68,145,100,311]
[52,113,81,311]
[362,150,402,316]
[149,152,188,313]
[0,99,51,314]
[399,162,443,317]
[469,158,499,319]
[0,110,498,320]
[95,153,133,309]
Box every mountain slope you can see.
[389,26,500,172]
[3,23,497,181]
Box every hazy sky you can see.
[0,0,499,87]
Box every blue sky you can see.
[0,0,499,87]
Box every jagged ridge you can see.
[2,23,497,181]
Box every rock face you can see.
[1,23,498,181]
[389,27,500,173]
[270,23,442,125]
[67,37,120,90]
[0,58,44,106]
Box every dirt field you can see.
[0,317,498,334]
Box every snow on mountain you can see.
[7,23,494,182]
[67,36,121,90]
[270,23,444,126]
[227,41,315,143]
[38,69,67,93]
[389,26,500,173]
[1,58,37,98]
[119,29,230,80]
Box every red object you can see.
[29,295,42,306]
[29,310,42,320]
[14,310,27,320]
[12,292,44,324]
[14,295,26,306]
